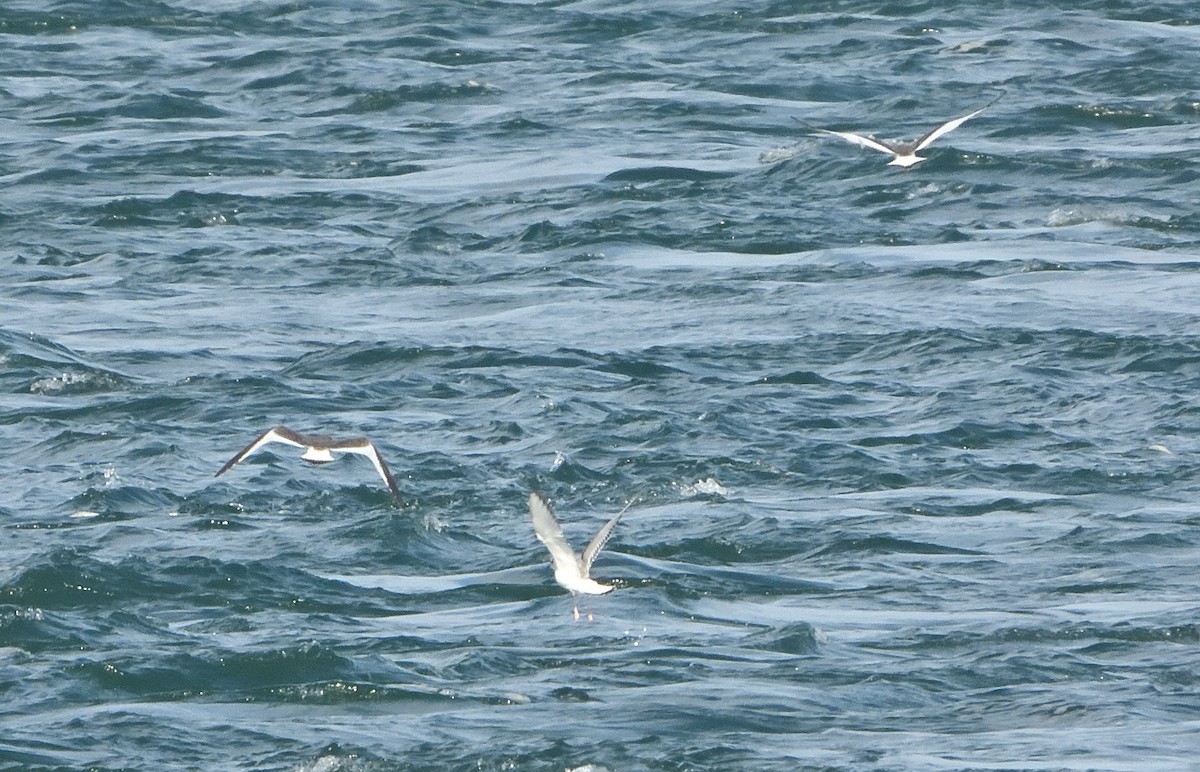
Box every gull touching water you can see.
[800,94,1001,168]
[528,491,626,621]
[215,425,401,502]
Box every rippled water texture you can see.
[3,1,1200,770]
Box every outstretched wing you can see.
[794,117,896,157]
[913,94,1001,152]
[815,128,898,157]
[529,492,582,577]
[339,438,402,502]
[580,504,626,577]
[214,426,306,477]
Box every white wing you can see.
[913,97,998,152]
[816,129,898,157]
[529,492,582,578]
[215,426,306,477]
[339,439,402,501]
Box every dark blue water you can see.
[4,1,1200,770]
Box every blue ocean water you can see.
[3,1,1200,770]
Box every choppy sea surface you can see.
[3,1,1200,770]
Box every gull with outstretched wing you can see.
[215,425,401,502]
[529,491,627,621]
[799,94,1001,168]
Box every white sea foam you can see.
[678,478,729,497]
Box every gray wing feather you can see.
[581,509,623,576]
[529,492,583,575]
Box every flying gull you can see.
[799,94,1001,168]
[215,425,401,502]
[529,491,627,621]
